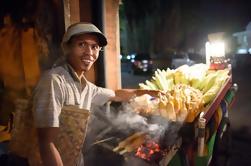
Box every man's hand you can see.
[37,127,63,166]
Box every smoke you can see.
[84,102,183,165]
[111,108,165,135]
[91,102,177,141]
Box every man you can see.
[33,22,122,166]
[32,22,159,166]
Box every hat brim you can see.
[90,32,107,47]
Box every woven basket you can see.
[55,105,90,166]
[9,99,89,166]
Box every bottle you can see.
[224,83,238,105]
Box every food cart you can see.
[86,64,237,166]
[169,75,237,166]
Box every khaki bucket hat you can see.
[62,22,107,47]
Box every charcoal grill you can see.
[85,102,186,165]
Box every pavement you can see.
[228,66,251,166]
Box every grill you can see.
[84,102,186,165]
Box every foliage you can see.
[120,0,203,56]
[120,0,251,58]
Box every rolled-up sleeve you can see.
[33,73,65,128]
[91,86,115,106]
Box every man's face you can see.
[67,34,101,74]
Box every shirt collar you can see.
[65,63,87,84]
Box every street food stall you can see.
[0,1,238,164]
[90,34,237,166]
[85,62,237,166]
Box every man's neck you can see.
[66,64,86,84]
[76,71,84,78]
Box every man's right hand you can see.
[37,127,63,166]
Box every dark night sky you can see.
[177,0,251,52]
[199,0,251,33]
[122,0,251,53]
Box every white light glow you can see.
[237,49,247,54]
[205,41,225,65]
[126,55,131,60]
[205,42,211,65]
